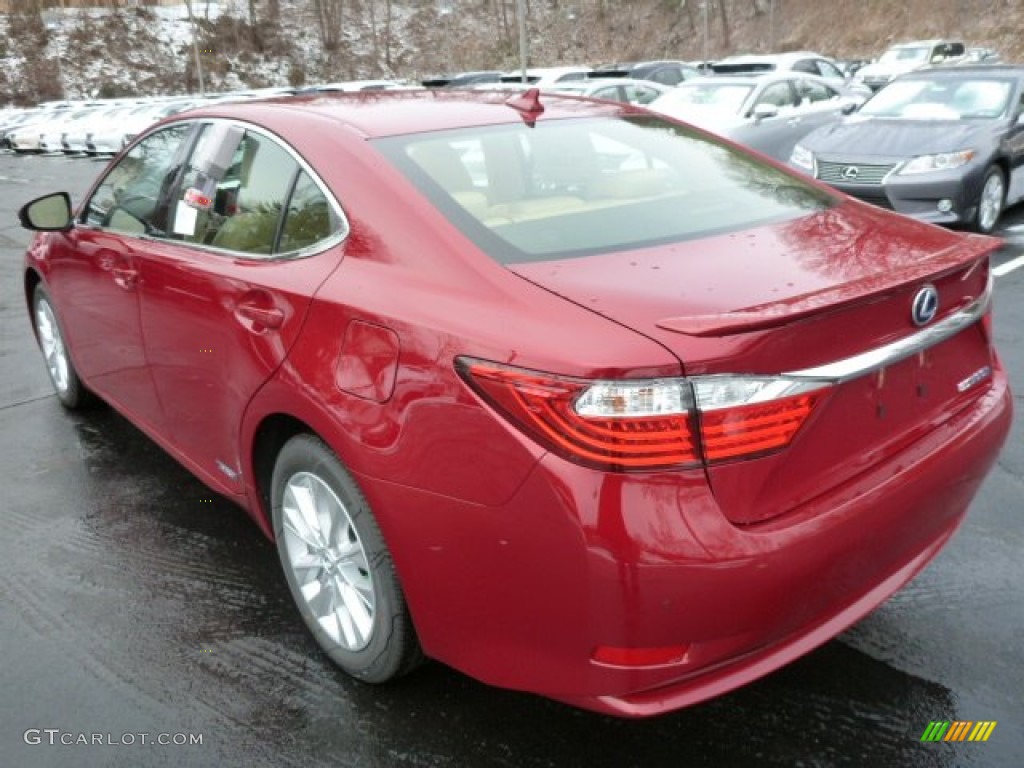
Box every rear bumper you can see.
[361,366,1011,717]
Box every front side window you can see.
[798,79,839,104]
[650,67,684,86]
[655,83,754,116]
[83,123,192,236]
[592,86,624,102]
[815,60,844,80]
[756,82,798,111]
[376,116,835,264]
[628,84,664,105]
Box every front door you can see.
[47,123,194,429]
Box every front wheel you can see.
[32,284,92,409]
[973,166,1005,235]
[271,434,423,683]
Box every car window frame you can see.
[78,117,349,262]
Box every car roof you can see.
[901,64,1024,78]
[716,51,832,65]
[890,39,961,48]
[549,77,665,89]
[683,71,828,86]
[179,89,629,139]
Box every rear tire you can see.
[271,434,423,683]
[973,166,1005,235]
[32,284,92,410]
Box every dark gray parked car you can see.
[790,66,1024,233]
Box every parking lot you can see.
[1,152,1022,767]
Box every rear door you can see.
[136,122,347,494]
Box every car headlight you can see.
[790,144,815,172]
[899,150,976,175]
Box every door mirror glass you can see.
[18,192,72,231]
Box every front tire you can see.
[32,284,92,409]
[973,166,1005,235]
[271,434,422,683]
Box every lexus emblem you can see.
[911,285,939,327]
[842,165,860,180]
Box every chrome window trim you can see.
[184,118,350,260]
[783,275,991,383]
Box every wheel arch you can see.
[990,155,1011,187]
[24,268,43,338]
[249,412,318,538]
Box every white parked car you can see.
[9,106,100,153]
[498,66,593,86]
[87,100,196,156]
[854,39,966,91]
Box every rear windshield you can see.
[374,115,835,264]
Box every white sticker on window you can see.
[172,201,198,236]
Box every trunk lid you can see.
[510,202,999,524]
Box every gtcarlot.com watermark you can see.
[24,729,203,747]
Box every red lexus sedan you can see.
[18,89,1012,717]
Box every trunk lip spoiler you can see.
[781,272,992,384]
[656,237,997,337]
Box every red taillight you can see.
[700,392,824,462]
[459,361,700,471]
[457,359,830,472]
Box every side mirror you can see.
[841,100,859,115]
[752,103,780,122]
[930,54,944,63]
[1016,113,1024,126]
[18,192,73,232]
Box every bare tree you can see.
[717,0,730,49]
[314,0,345,52]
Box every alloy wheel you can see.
[35,297,71,396]
[280,471,375,651]
[978,171,1005,233]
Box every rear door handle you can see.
[112,267,138,289]
[235,302,284,331]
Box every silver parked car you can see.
[647,72,864,162]
[545,78,670,106]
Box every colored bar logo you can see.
[921,721,997,742]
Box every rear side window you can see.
[376,116,835,264]
[280,171,335,252]
[170,128,343,257]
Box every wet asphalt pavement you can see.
[1,153,1022,768]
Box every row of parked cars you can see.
[423,41,1020,234]
[4,38,1019,233]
